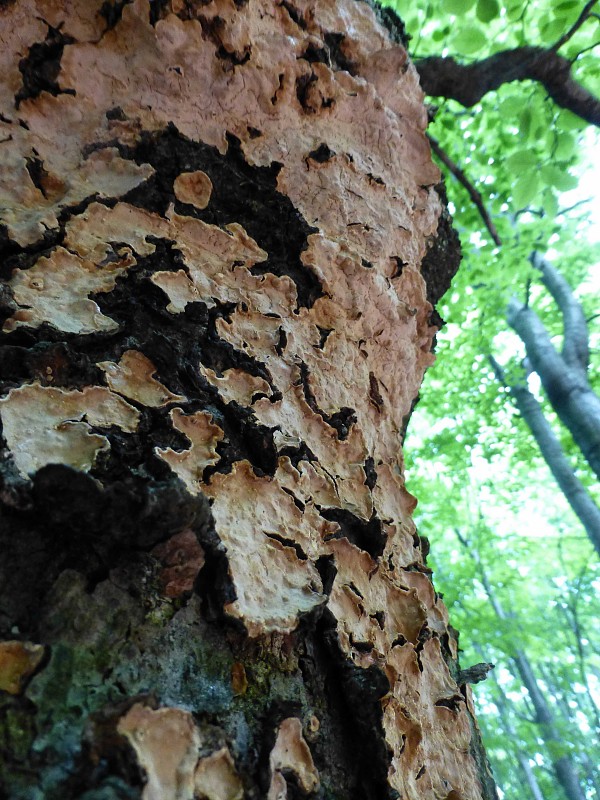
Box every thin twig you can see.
[427,134,502,246]
[572,40,600,59]
[557,198,591,216]
[552,0,598,51]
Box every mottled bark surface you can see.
[0,2,492,799]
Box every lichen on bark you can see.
[0,1,490,799]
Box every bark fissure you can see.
[120,127,323,310]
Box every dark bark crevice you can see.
[296,360,357,441]
[419,182,462,329]
[119,125,323,310]
[15,24,75,108]
[319,507,387,559]
[297,608,395,800]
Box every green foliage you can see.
[378,1,600,798]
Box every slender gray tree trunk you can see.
[487,672,546,800]
[489,355,600,557]
[456,533,587,800]
[507,253,600,483]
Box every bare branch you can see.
[530,251,590,372]
[557,198,591,216]
[572,40,600,59]
[427,134,502,246]
[416,47,600,127]
[552,0,598,51]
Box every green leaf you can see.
[444,0,478,14]
[452,25,488,54]
[512,173,541,207]
[542,189,559,217]
[500,95,524,116]
[476,0,500,23]
[555,131,576,160]
[557,109,588,131]
[518,108,532,139]
[540,165,578,191]
[432,27,450,41]
[506,3,524,20]
[505,150,539,170]
[539,17,567,43]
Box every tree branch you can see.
[530,252,590,372]
[427,134,501,246]
[489,354,600,558]
[416,46,600,127]
[552,0,598,51]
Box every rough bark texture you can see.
[0,2,492,799]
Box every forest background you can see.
[381,1,600,798]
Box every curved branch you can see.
[489,354,600,558]
[507,294,600,482]
[530,252,590,372]
[427,134,501,245]
[416,47,600,127]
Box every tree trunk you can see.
[457,534,586,800]
[489,355,600,557]
[484,667,546,800]
[507,254,600,484]
[0,2,495,799]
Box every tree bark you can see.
[507,255,600,484]
[489,355,600,557]
[0,2,495,799]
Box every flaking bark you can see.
[0,2,494,799]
